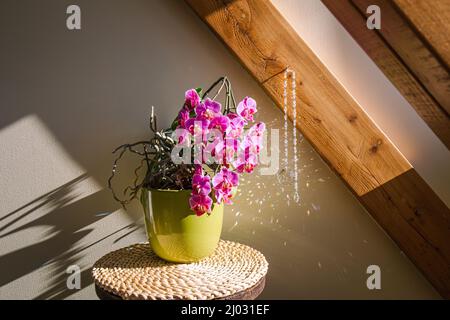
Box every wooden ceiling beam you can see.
[322,0,450,149]
[393,0,450,72]
[185,0,450,298]
[352,0,450,116]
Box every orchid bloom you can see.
[234,123,265,174]
[173,86,264,215]
[203,134,224,164]
[189,194,213,216]
[185,117,209,136]
[192,173,211,195]
[244,122,266,154]
[209,115,230,132]
[226,113,246,139]
[214,138,239,166]
[234,152,258,174]
[195,99,221,120]
[189,165,213,216]
[237,97,257,122]
[185,89,201,110]
[212,167,239,204]
[194,164,203,175]
[178,109,190,128]
[248,122,266,136]
[176,129,189,145]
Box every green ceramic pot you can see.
[140,188,223,263]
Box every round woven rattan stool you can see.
[92,240,268,300]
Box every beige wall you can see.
[0,0,439,299]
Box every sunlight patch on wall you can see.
[0,115,141,299]
[0,114,102,215]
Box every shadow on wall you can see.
[0,0,262,299]
[0,174,139,299]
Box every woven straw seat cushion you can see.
[92,240,268,300]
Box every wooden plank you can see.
[185,0,411,197]
[352,0,450,116]
[361,169,450,298]
[185,0,450,298]
[321,0,450,149]
[394,0,450,70]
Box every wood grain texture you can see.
[185,0,411,196]
[394,0,450,70]
[352,0,450,116]
[185,0,450,298]
[360,169,450,298]
[322,0,450,149]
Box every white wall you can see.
[0,0,439,299]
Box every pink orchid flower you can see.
[173,87,265,215]
[177,130,189,145]
[185,89,201,110]
[214,138,239,166]
[195,99,222,120]
[234,152,258,174]
[203,134,224,164]
[243,122,266,153]
[178,109,190,128]
[190,165,213,216]
[209,115,230,132]
[194,164,203,175]
[248,122,266,136]
[185,117,210,136]
[226,113,246,139]
[212,167,239,204]
[237,97,257,122]
[192,172,211,195]
[189,193,213,216]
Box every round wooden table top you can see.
[92,241,268,300]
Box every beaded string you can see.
[284,68,300,203]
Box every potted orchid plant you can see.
[108,77,265,262]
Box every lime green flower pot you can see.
[140,188,223,263]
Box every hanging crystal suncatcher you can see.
[283,68,300,203]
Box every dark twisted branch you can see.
[202,77,236,113]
